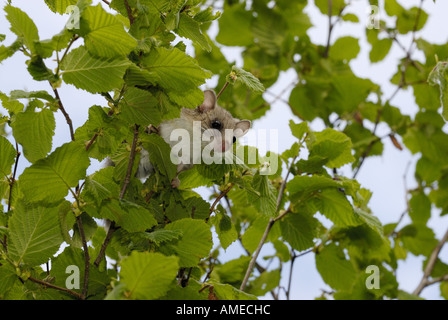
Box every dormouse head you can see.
[182,90,251,153]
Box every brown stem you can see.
[119,124,140,199]
[216,82,229,100]
[94,221,118,267]
[323,0,333,58]
[7,142,20,213]
[51,86,75,141]
[85,133,99,151]
[123,0,135,25]
[413,227,448,296]
[27,276,84,299]
[240,157,297,291]
[76,215,90,299]
[206,183,234,223]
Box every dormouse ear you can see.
[234,120,251,138]
[197,90,217,113]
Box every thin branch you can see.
[102,0,110,5]
[85,133,99,151]
[94,222,118,267]
[119,124,140,199]
[240,157,297,291]
[51,86,75,141]
[56,35,79,75]
[27,276,84,299]
[206,183,234,223]
[123,0,135,25]
[7,142,20,213]
[216,82,230,100]
[413,227,448,296]
[76,215,90,299]
[323,0,333,58]
[95,125,139,267]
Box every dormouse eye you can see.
[211,120,222,130]
[233,136,236,144]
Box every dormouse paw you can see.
[171,177,180,188]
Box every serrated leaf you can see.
[100,199,157,232]
[83,4,137,58]
[120,251,178,300]
[142,47,211,93]
[19,141,90,203]
[11,109,55,163]
[315,242,357,291]
[176,13,211,51]
[160,218,212,267]
[212,210,238,250]
[143,229,183,246]
[141,134,177,181]
[8,202,63,266]
[119,87,162,126]
[279,212,318,251]
[4,5,39,53]
[308,128,355,168]
[311,189,361,227]
[0,136,16,179]
[44,0,78,14]
[428,61,448,121]
[229,66,265,94]
[60,46,131,93]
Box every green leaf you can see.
[409,191,431,225]
[279,212,318,251]
[315,242,357,291]
[144,229,183,246]
[428,61,448,121]
[44,0,78,14]
[140,134,177,181]
[209,280,257,300]
[4,5,39,53]
[119,87,162,126]
[228,66,265,94]
[100,199,157,233]
[50,246,110,299]
[60,46,131,93]
[8,202,63,266]
[176,13,211,52]
[160,218,212,267]
[247,173,277,216]
[19,141,90,203]
[308,128,355,168]
[10,108,55,163]
[212,210,238,250]
[400,224,438,256]
[142,47,211,95]
[119,251,178,300]
[248,269,281,297]
[310,189,361,227]
[287,174,341,198]
[216,3,253,46]
[330,37,360,61]
[289,120,309,141]
[0,38,22,63]
[0,136,16,179]
[314,0,346,15]
[367,29,393,63]
[83,4,138,58]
